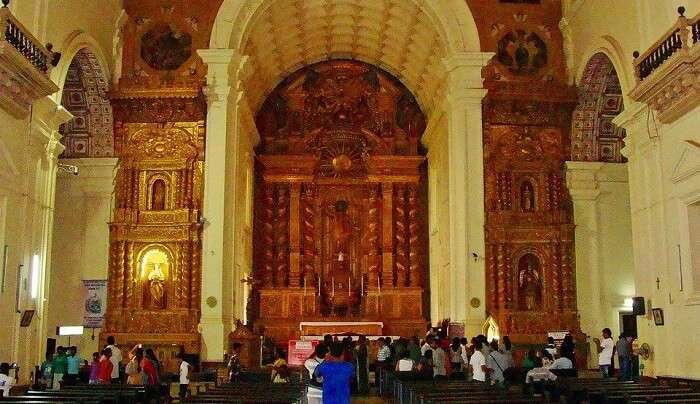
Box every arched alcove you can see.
[59,48,114,158]
[571,53,626,162]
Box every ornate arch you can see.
[571,52,626,163]
[59,48,114,158]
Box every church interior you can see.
[1,0,700,399]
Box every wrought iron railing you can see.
[0,0,53,75]
[633,6,700,81]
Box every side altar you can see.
[248,60,429,342]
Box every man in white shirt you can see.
[548,355,573,370]
[430,340,447,379]
[595,328,614,378]
[486,340,509,385]
[0,363,15,397]
[469,341,488,382]
[178,355,192,400]
[526,354,557,384]
[304,344,327,404]
[105,336,122,383]
[421,335,435,356]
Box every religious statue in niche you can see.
[331,200,352,265]
[151,179,167,210]
[520,180,535,212]
[518,253,541,311]
[140,23,192,71]
[497,30,547,75]
[141,247,170,310]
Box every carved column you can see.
[301,184,316,288]
[394,184,409,287]
[367,185,380,289]
[274,185,290,286]
[442,52,493,334]
[262,184,275,286]
[407,184,421,287]
[381,182,394,287]
[289,183,301,287]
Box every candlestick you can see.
[361,276,364,296]
[317,274,321,296]
[348,276,350,296]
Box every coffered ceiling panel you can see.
[241,0,448,115]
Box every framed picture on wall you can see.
[652,308,664,326]
[20,310,35,327]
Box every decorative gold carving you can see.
[252,60,427,339]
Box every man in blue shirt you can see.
[65,346,81,386]
[316,341,354,404]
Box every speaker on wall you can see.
[632,297,646,315]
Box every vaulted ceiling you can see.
[241,0,449,115]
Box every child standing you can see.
[178,354,192,400]
[88,352,100,384]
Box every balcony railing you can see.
[633,6,700,82]
[0,1,52,75]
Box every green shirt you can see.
[53,354,68,374]
[522,356,535,370]
[408,345,421,363]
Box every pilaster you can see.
[197,49,240,362]
[442,52,493,335]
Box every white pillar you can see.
[442,52,493,335]
[198,49,239,362]
[22,97,72,374]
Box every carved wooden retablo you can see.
[251,60,429,341]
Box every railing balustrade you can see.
[633,6,700,81]
[0,0,53,75]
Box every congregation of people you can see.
[5,335,194,401]
[229,326,636,404]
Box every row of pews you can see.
[0,384,146,403]
[385,372,700,404]
[187,382,304,403]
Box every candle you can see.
[348,276,351,296]
[361,276,364,296]
[317,274,321,296]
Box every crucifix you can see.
[656,277,661,290]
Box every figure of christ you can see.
[148,262,166,309]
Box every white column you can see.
[566,161,603,368]
[442,52,493,335]
[198,49,239,362]
[22,97,72,373]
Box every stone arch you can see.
[571,52,626,163]
[209,0,482,115]
[58,47,114,158]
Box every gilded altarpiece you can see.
[468,0,583,345]
[103,93,206,360]
[252,61,429,342]
[102,0,218,364]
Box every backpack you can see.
[309,360,323,388]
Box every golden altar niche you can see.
[250,60,429,342]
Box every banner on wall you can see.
[82,280,107,328]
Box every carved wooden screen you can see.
[252,60,428,341]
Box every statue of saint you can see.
[521,181,535,212]
[331,200,352,264]
[148,262,166,309]
[518,257,541,311]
